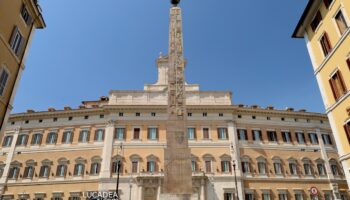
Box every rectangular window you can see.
[279,194,287,200]
[21,5,32,25]
[324,193,332,200]
[203,128,209,139]
[23,166,34,178]
[344,122,350,144]
[9,26,24,56]
[335,11,349,35]
[74,164,84,176]
[252,130,262,141]
[90,163,100,175]
[16,134,28,146]
[31,133,42,145]
[329,70,347,100]
[147,128,158,140]
[295,194,303,200]
[282,132,292,143]
[322,134,333,145]
[46,132,57,144]
[331,164,339,175]
[224,193,233,200]
[62,131,73,144]
[267,131,277,142]
[133,128,140,140]
[308,133,319,144]
[323,0,334,9]
[237,129,247,141]
[94,129,104,141]
[132,161,138,173]
[263,194,271,200]
[217,128,228,140]
[245,194,254,200]
[205,161,211,173]
[191,161,197,172]
[147,161,156,172]
[2,135,13,147]
[115,128,125,140]
[56,165,66,177]
[311,11,322,32]
[0,68,9,96]
[317,163,326,176]
[187,128,196,140]
[320,32,332,57]
[8,167,19,179]
[78,130,90,143]
[296,132,305,144]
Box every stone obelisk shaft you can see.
[163,6,193,194]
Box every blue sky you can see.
[13,0,325,113]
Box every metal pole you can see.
[233,161,239,200]
[116,160,121,198]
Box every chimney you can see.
[64,106,72,111]
[266,106,274,110]
[27,109,35,113]
[48,107,56,112]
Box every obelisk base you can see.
[160,193,199,200]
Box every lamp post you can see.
[232,161,239,200]
[116,160,121,199]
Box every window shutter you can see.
[315,134,319,144]
[123,128,126,140]
[217,128,220,139]
[221,161,224,172]
[70,132,74,143]
[225,128,228,139]
[344,124,350,144]
[147,128,150,139]
[78,131,83,142]
[308,133,311,143]
[156,128,159,139]
[244,130,248,140]
[194,128,197,139]
[329,78,339,100]
[39,166,44,177]
[56,166,60,176]
[17,36,26,57]
[46,134,50,144]
[16,136,20,145]
[302,133,306,143]
[252,130,255,140]
[54,133,58,144]
[86,131,90,142]
[324,32,332,51]
[94,130,97,141]
[23,167,28,178]
[328,135,333,145]
[295,133,299,143]
[147,162,150,172]
[237,130,241,140]
[64,165,67,177]
[322,134,326,144]
[90,163,94,174]
[338,71,347,94]
[62,132,67,143]
[282,132,286,142]
[31,135,35,145]
[347,58,350,69]
[73,164,77,175]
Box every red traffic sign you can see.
[310,187,319,196]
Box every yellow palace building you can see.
[293,0,350,188]
[0,0,46,139]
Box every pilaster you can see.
[99,120,116,181]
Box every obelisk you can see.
[162,0,194,199]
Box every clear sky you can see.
[12,0,325,114]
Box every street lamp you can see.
[116,160,121,198]
[232,161,239,200]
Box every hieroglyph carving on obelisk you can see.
[163,2,193,195]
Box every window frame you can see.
[0,66,10,97]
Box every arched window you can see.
[16,134,28,146]
[315,158,326,176]
[94,129,105,142]
[56,158,68,177]
[272,156,282,175]
[329,159,340,176]
[301,157,312,176]
[256,156,266,175]
[2,135,13,147]
[39,159,52,178]
[288,157,298,176]
[23,160,36,179]
[130,154,141,174]
[62,131,74,144]
[74,157,86,176]
[8,161,21,180]
[241,155,251,175]
[90,156,102,175]
[203,154,214,173]
[31,133,43,145]
[191,154,199,172]
[146,154,159,173]
[112,155,124,174]
[220,154,232,173]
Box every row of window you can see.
[240,156,341,177]
[3,127,333,147]
[237,129,333,145]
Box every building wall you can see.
[0,107,347,199]
[0,0,45,139]
[296,0,350,188]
